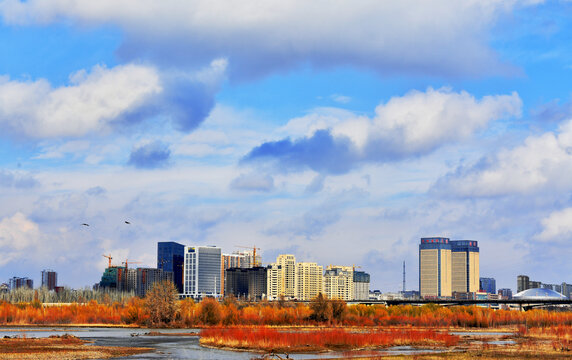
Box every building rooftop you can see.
[513,288,566,300]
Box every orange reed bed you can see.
[199,327,459,352]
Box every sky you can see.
[0,0,571,292]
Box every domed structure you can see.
[513,288,567,300]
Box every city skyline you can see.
[1,1,572,291]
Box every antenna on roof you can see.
[402,261,406,293]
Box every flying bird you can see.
[81,223,89,227]
[125,221,131,224]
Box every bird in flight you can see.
[125,221,131,224]
[81,223,89,227]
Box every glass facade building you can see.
[479,277,496,294]
[183,246,221,299]
[157,241,185,293]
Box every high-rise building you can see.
[222,253,246,296]
[223,253,244,269]
[295,262,323,301]
[419,237,452,297]
[419,237,480,298]
[99,266,128,291]
[561,283,572,299]
[451,240,479,293]
[183,246,222,299]
[9,277,33,290]
[41,269,57,291]
[135,268,173,297]
[479,277,496,294]
[517,275,529,293]
[498,288,513,299]
[353,271,370,300]
[225,268,249,298]
[126,268,138,292]
[247,267,267,300]
[266,263,282,300]
[265,255,297,300]
[157,242,185,293]
[276,254,296,299]
[225,266,268,300]
[324,266,354,301]
[239,250,262,268]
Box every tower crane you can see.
[235,245,261,267]
[102,254,113,268]
[123,259,142,269]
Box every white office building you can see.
[183,245,222,299]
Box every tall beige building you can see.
[419,238,479,298]
[276,254,296,299]
[266,263,282,300]
[266,254,297,300]
[419,238,451,297]
[296,262,323,301]
[451,241,480,293]
[324,265,354,300]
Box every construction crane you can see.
[352,264,362,271]
[235,245,261,267]
[102,254,113,268]
[123,259,142,269]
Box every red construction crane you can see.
[123,259,142,269]
[102,254,113,268]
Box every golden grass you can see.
[0,335,152,360]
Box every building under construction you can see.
[98,264,173,297]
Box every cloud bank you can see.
[244,88,522,174]
[0,0,530,78]
[435,118,572,197]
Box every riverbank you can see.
[0,334,152,360]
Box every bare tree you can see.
[145,280,179,327]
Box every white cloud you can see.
[277,107,357,139]
[0,64,161,138]
[364,88,522,154]
[0,0,534,77]
[0,212,42,265]
[437,118,572,197]
[0,58,228,138]
[536,207,572,242]
[279,87,522,158]
[330,94,351,104]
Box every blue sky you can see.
[0,0,571,292]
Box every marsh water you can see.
[0,327,466,359]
